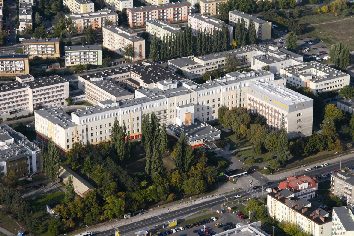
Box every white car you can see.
[323,162,329,166]
[234,195,241,199]
[305,168,311,172]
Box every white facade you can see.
[17,3,33,33]
[65,45,103,67]
[63,0,94,13]
[188,14,227,35]
[281,61,351,93]
[267,192,332,236]
[0,75,69,120]
[146,19,181,39]
[103,0,133,11]
[35,70,313,151]
[332,207,354,236]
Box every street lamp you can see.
[272,226,275,236]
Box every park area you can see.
[299,14,354,50]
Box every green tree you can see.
[149,35,159,62]
[43,141,61,181]
[172,133,195,173]
[339,85,354,99]
[111,119,130,162]
[280,222,311,236]
[330,42,350,70]
[248,21,257,44]
[248,124,267,155]
[83,27,96,44]
[64,177,75,203]
[123,44,135,61]
[285,32,297,51]
[245,199,269,222]
[48,218,61,236]
[103,194,125,220]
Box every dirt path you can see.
[310,16,353,26]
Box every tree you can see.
[64,177,75,203]
[111,119,130,162]
[330,43,350,70]
[83,27,96,44]
[280,222,311,236]
[285,32,297,51]
[248,21,257,45]
[339,85,354,99]
[149,35,159,62]
[248,124,267,155]
[123,44,135,61]
[103,194,125,220]
[43,141,61,181]
[245,199,269,222]
[48,219,61,236]
[224,55,243,73]
[324,104,344,124]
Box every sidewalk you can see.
[0,227,14,236]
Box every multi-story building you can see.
[199,0,227,16]
[331,170,354,205]
[145,19,181,39]
[188,14,229,35]
[126,2,191,28]
[332,207,354,236]
[0,124,40,177]
[35,70,313,151]
[247,81,313,137]
[267,189,332,236]
[68,9,118,33]
[277,175,318,200]
[63,0,94,14]
[102,26,145,61]
[144,0,169,5]
[18,3,33,33]
[281,61,351,93]
[103,0,133,11]
[0,54,30,76]
[22,38,61,59]
[19,0,34,4]
[215,222,269,236]
[0,75,69,120]
[168,45,303,79]
[65,45,103,67]
[229,10,272,41]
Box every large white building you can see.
[145,19,181,39]
[0,124,40,177]
[102,26,145,61]
[281,61,350,93]
[63,0,94,14]
[35,70,313,151]
[188,14,231,36]
[267,189,332,236]
[0,75,69,120]
[168,45,303,79]
[65,45,103,67]
[331,170,354,205]
[229,10,272,41]
[332,207,354,236]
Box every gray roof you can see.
[22,38,60,44]
[27,75,68,89]
[68,9,116,20]
[146,19,181,34]
[131,63,183,84]
[103,26,144,42]
[35,108,77,128]
[229,10,268,24]
[92,79,133,98]
[333,207,354,231]
[65,44,102,51]
[0,81,27,92]
[0,54,28,59]
[189,14,226,28]
[127,1,190,12]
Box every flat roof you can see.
[0,54,28,59]
[92,79,133,98]
[79,66,132,81]
[103,26,144,42]
[35,108,77,128]
[333,207,354,231]
[146,19,181,34]
[22,38,60,44]
[189,14,225,28]
[131,63,183,84]
[65,44,102,51]
[68,9,116,19]
[0,81,27,92]
[127,2,190,13]
[27,75,68,89]
[229,10,268,24]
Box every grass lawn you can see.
[236,148,272,168]
[299,14,354,50]
[181,210,218,226]
[0,211,22,234]
[30,191,65,212]
[225,134,251,150]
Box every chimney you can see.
[320,216,325,222]
[302,208,308,214]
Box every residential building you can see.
[18,3,33,33]
[215,222,269,236]
[0,124,40,177]
[145,19,181,39]
[35,70,313,151]
[278,175,318,200]
[65,45,103,67]
[126,2,191,28]
[103,0,133,11]
[281,61,351,93]
[0,75,69,120]
[331,170,354,205]
[59,166,94,197]
[68,9,118,33]
[168,45,303,79]
[145,0,169,5]
[337,98,354,114]
[22,38,61,59]
[199,0,227,16]
[188,14,230,35]
[246,81,313,137]
[0,54,30,76]
[102,26,145,61]
[19,0,34,4]
[63,0,94,14]
[267,189,332,236]
[332,206,354,236]
[229,10,272,40]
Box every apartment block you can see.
[331,170,354,205]
[65,45,103,67]
[146,19,181,39]
[0,75,69,120]
[188,14,229,35]
[102,26,145,61]
[144,0,169,6]
[0,124,40,177]
[278,175,318,200]
[281,61,350,93]
[215,222,269,236]
[229,10,272,40]
[19,0,34,4]
[18,3,33,33]
[267,189,332,236]
[332,207,354,236]
[104,0,133,11]
[63,0,94,14]
[199,0,227,16]
[247,81,313,137]
[0,54,30,76]
[127,2,191,28]
[22,38,61,59]
[168,45,303,79]
[35,69,313,151]
[68,9,118,33]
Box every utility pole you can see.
[272,226,275,236]
[340,160,342,170]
